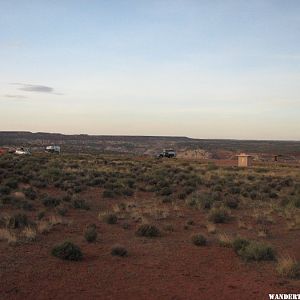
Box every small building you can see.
[237,153,252,167]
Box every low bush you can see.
[7,213,29,229]
[136,224,160,237]
[51,241,83,261]
[111,245,128,257]
[72,199,90,210]
[225,198,239,209]
[100,212,118,224]
[191,234,207,246]
[233,238,275,261]
[208,207,230,223]
[23,187,37,200]
[84,224,97,243]
[42,196,61,208]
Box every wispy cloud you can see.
[4,94,27,99]
[11,83,63,95]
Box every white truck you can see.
[15,147,31,155]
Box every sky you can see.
[0,0,299,140]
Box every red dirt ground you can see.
[1,189,300,300]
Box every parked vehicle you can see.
[15,147,31,155]
[158,149,176,158]
[45,145,61,154]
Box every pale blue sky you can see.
[0,0,299,139]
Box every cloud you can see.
[11,83,63,95]
[4,94,27,99]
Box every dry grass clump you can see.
[206,223,217,234]
[21,226,37,242]
[218,233,233,247]
[276,255,300,279]
[37,221,52,234]
[0,228,17,245]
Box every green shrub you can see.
[111,245,128,257]
[191,234,207,246]
[238,241,276,261]
[232,237,250,253]
[208,207,230,223]
[136,224,160,237]
[51,242,83,261]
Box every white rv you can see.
[45,145,61,154]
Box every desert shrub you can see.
[276,256,300,279]
[159,187,173,196]
[186,193,214,209]
[250,191,257,200]
[23,187,37,200]
[56,207,68,216]
[7,213,29,229]
[225,198,239,209]
[42,195,61,208]
[72,199,90,210]
[163,224,174,232]
[232,237,250,253]
[213,185,223,192]
[84,225,97,242]
[191,234,207,246]
[100,212,118,224]
[51,241,83,261]
[233,238,275,261]
[218,233,233,248]
[238,241,275,261]
[136,224,160,237]
[208,207,230,223]
[5,178,18,189]
[0,185,10,195]
[186,220,194,226]
[18,200,34,211]
[120,188,134,197]
[103,190,115,198]
[37,211,45,220]
[62,195,71,202]
[269,192,278,199]
[111,245,128,257]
